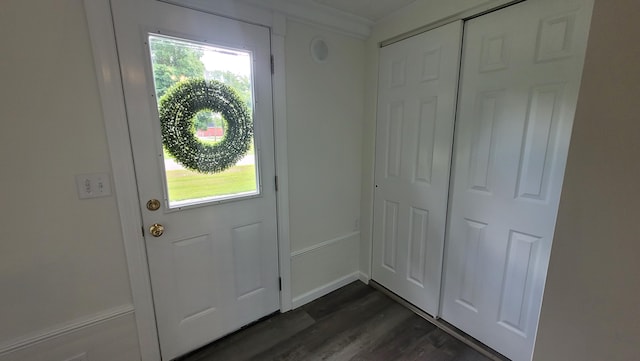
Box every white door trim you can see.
[83,1,160,359]
[83,1,292,360]
[271,14,293,311]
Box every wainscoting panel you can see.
[0,306,139,361]
[291,232,360,308]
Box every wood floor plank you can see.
[348,312,440,361]
[435,336,492,361]
[180,282,496,361]
[249,291,396,361]
[309,302,415,360]
[302,281,376,321]
[179,309,315,361]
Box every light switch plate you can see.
[75,173,112,199]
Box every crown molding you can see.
[240,0,373,39]
[157,0,372,39]
[158,0,276,27]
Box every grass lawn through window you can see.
[166,164,257,202]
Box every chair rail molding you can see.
[0,305,134,356]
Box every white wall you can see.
[285,20,365,302]
[533,0,640,359]
[0,0,138,359]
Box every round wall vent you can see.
[310,37,329,63]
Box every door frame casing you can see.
[83,1,292,360]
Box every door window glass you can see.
[148,34,258,208]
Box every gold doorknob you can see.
[149,223,164,237]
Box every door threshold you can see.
[369,280,510,361]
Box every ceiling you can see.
[310,0,418,22]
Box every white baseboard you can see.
[0,304,135,356]
[358,271,371,284]
[291,272,361,309]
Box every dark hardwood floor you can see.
[179,282,493,361]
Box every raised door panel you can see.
[385,102,405,179]
[468,90,504,194]
[516,84,566,202]
[382,201,400,272]
[456,219,487,313]
[407,207,429,286]
[414,98,438,185]
[173,235,219,322]
[497,231,543,337]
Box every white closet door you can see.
[372,21,462,316]
[441,0,594,360]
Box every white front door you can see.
[441,0,594,360]
[111,1,280,359]
[372,21,463,316]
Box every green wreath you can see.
[159,78,253,173]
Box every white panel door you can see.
[441,1,594,360]
[111,1,280,359]
[372,21,462,316]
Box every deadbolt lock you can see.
[146,199,161,211]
